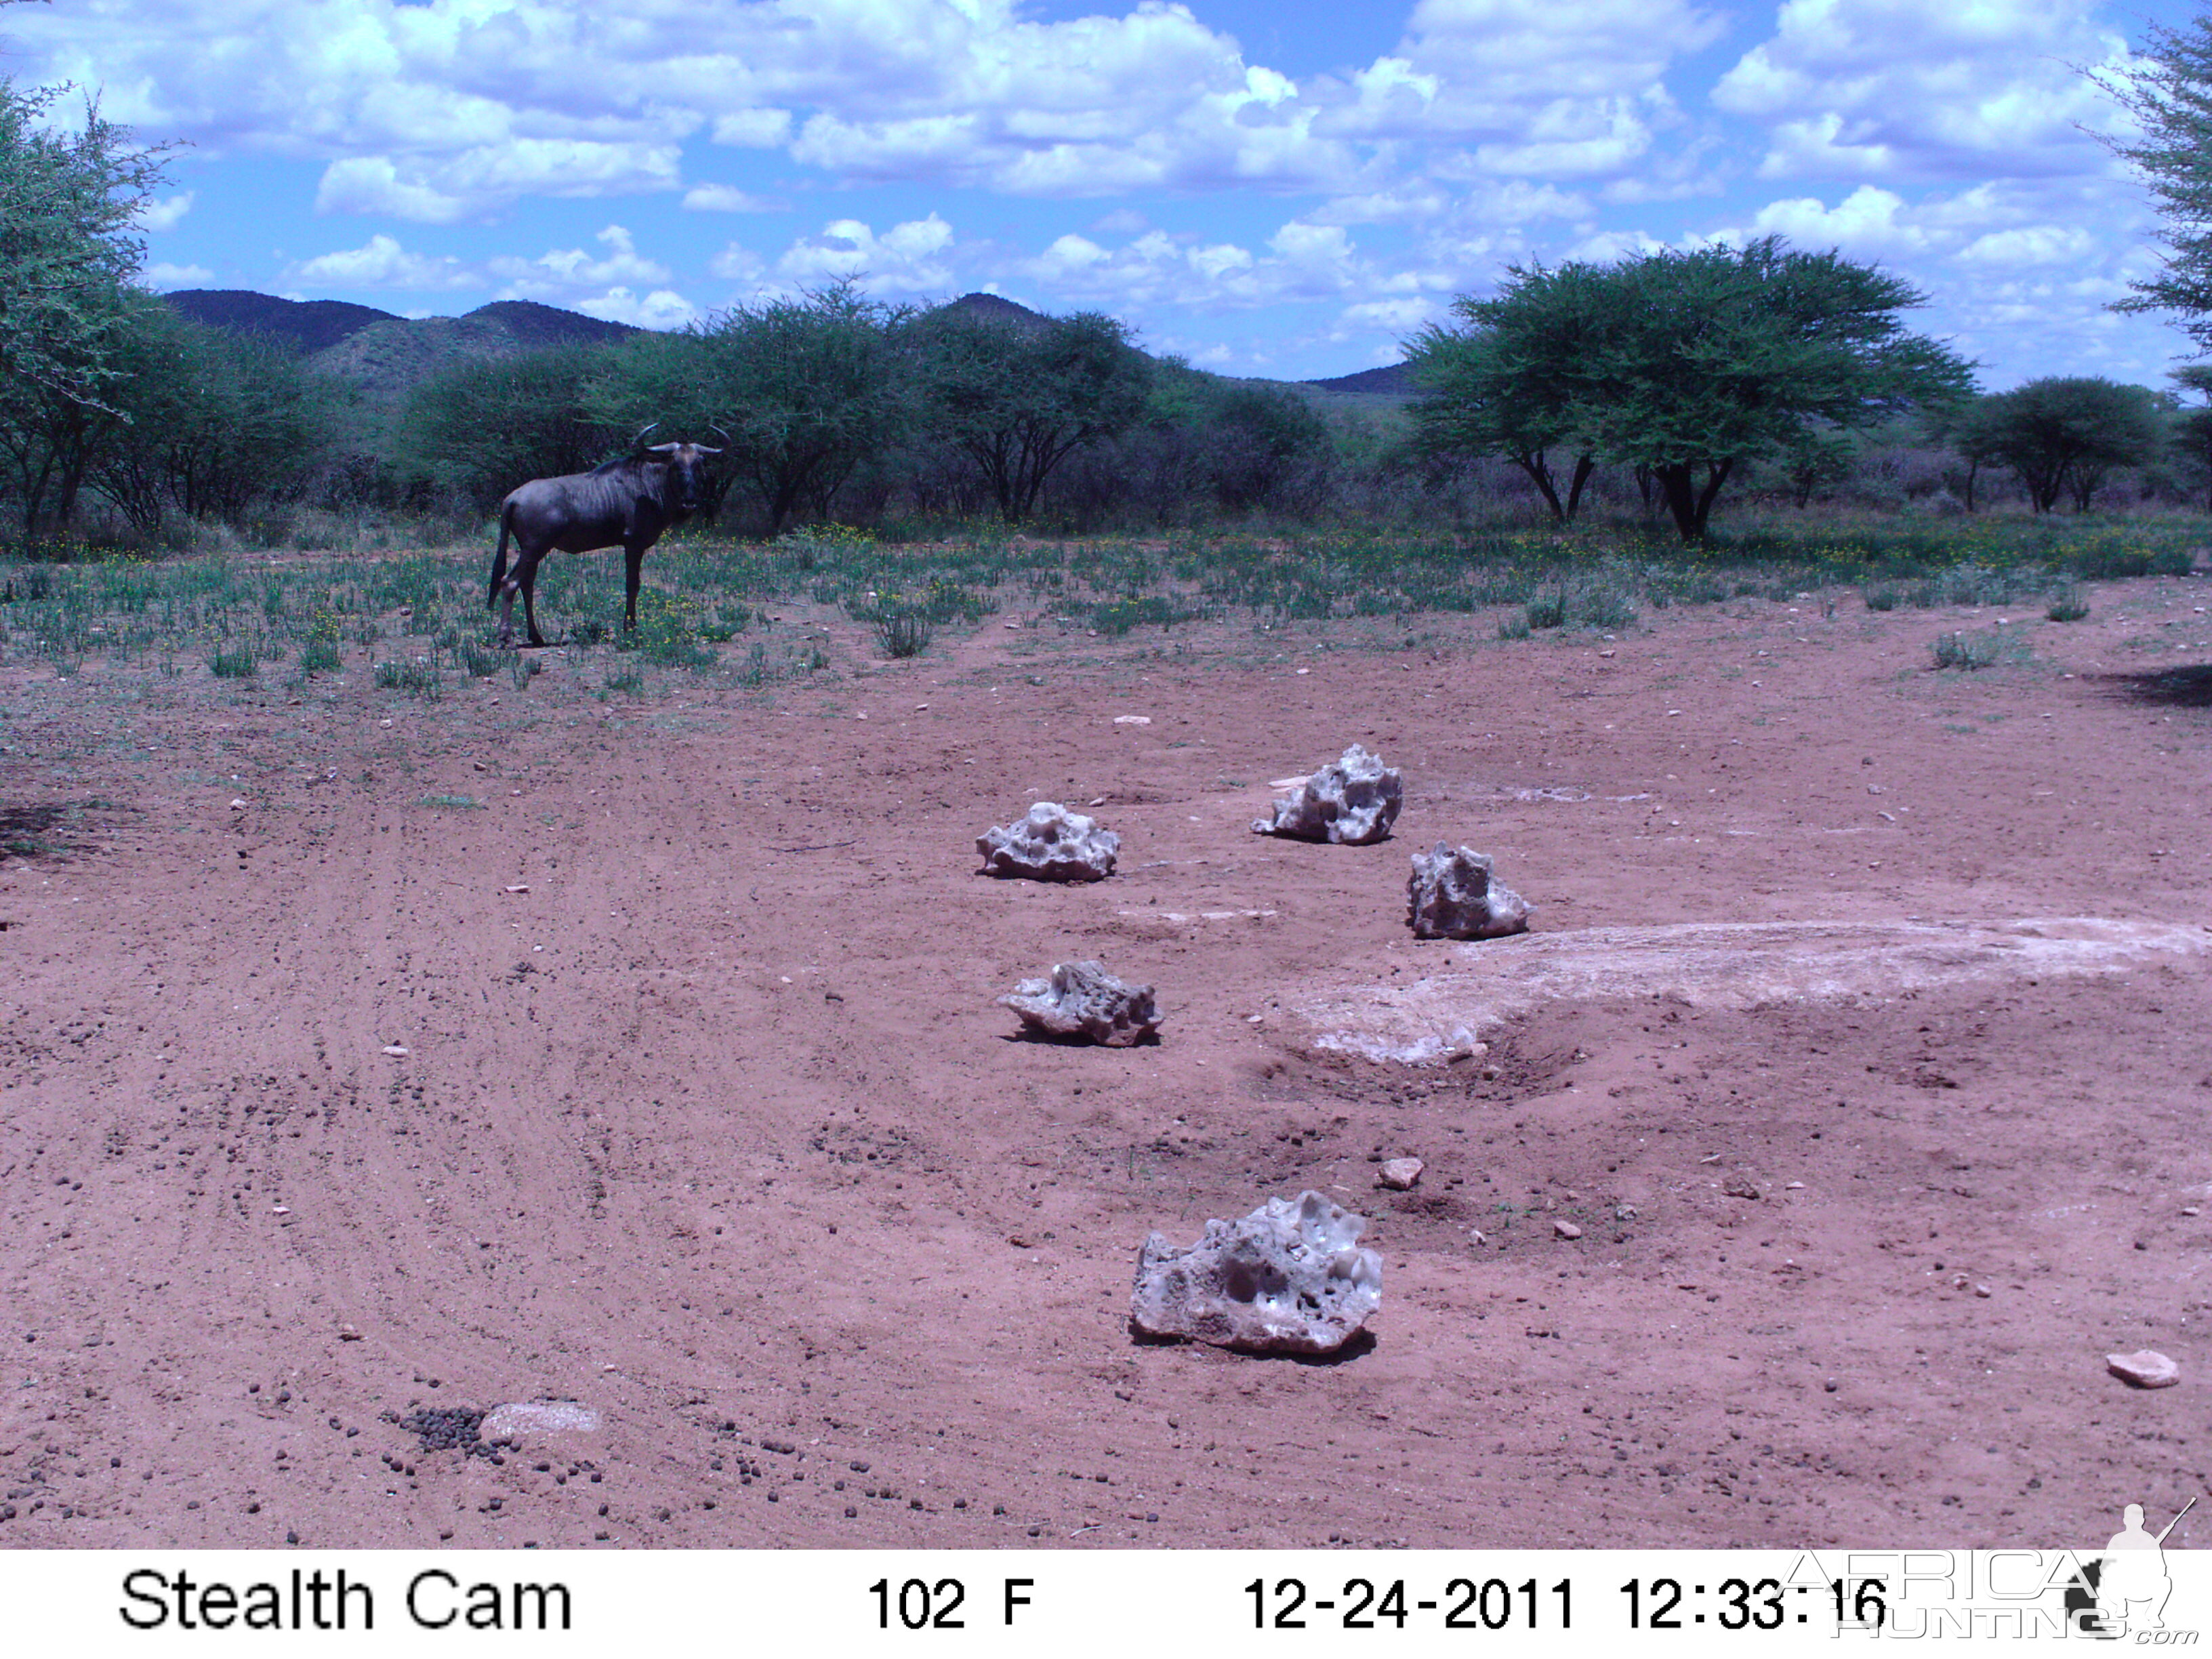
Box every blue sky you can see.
[7,0,2198,386]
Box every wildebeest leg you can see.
[623,541,645,632]
[520,557,549,648]
[497,548,546,648]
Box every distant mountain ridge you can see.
[161,290,645,410]
[163,289,402,354]
[1301,362,1414,397]
[160,287,1416,410]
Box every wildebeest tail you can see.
[487,504,513,609]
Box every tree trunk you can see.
[1963,456,1978,514]
[1564,454,1595,522]
[1509,451,1565,523]
[1653,459,1734,540]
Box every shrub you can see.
[208,645,256,678]
[876,610,933,658]
[375,659,442,698]
[2047,585,2091,622]
[1932,630,2001,670]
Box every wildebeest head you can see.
[640,428,722,516]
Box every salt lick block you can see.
[1252,745,1402,845]
[1000,960,1160,1046]
[2106,1350,2181,1389]
[1407,844,1532,940]
[977,801,1120,882]
[1130,1191,1382,1355]
[479,1401,604,1444]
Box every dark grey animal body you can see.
[487,432,720,647]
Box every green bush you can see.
[1932,630,2001,670]
[875,611,933,658]
[208,645,256,678]
[375,659,442,698]
[2046,585,2091,622]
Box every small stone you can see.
[1000,961,1158,1046]
[1467,1228,1487,1246]
[1406,844,1530,940]
[1253,745,1402,844]
[1377,1158,1424,1191]
[479,1401,605,1443]
[504,884,529,894]
[1974,1284,1992,1298]
[1554,1220,1583,1240]
[977,802,1119,882]
[2106,1350,2182,1389]
[381,1044,409,1057]
[1723,1176,1761,1201]
[1130,1191,1382,1355]
[229,798,247,811]
[1113,715,1151,726]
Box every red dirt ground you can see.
[4,565,2211,1551]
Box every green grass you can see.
[2046,584,2091,622]
[0,512,2199,696]
[207,645,257,678]
[418,794,483,810]
[375,659,442,698]
[874,611,933,658]
[1932,630,2003,670]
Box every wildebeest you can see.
[486,426,722,647]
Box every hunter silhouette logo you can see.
[2068,1498,2196,1638]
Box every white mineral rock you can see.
[480,1401,604,1443]
[977,801,1120,882]
[1130,1191,1382,1354]
[1378,1158,1424,1191]
[1252,745,1403,845]
[2107,1349,2182,1389]
[1000,961,1159,1046]
[1406,844,1531,940]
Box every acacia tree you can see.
[399,344,619,515]
[909,306,1150,523]
[594,281,907,534]
[1416,239,1971,540]
[2097,18,2212,349]
[0,78,169,535]
[88,304,333,533]
[2171,366,2212,512]
[1406,261,1608,523]
[1973,377,2163,512]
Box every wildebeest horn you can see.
[633,422,659,450]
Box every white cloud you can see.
[134,191,194,232]
[1745,184,1927,256]
[710,110,794,148]
[316,142,682,224]
[709,242,767,283]
[775,215,957,294]
[682,184,783,213]
[490,225,672,300]
[573,287,697,329]
[1714,0,2139,183]
[138,261,213,289]
[291,233,473,291]
[1014,216,1441,314]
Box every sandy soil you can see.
[4,565,2212,1551]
